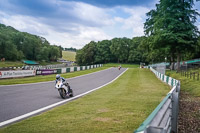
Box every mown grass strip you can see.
[62,51,76,61]
[0,61,25,67]
[0,67,107,85]
[0,68,170,133]
[0,61,63,67]
[104,63,139,68]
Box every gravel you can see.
[178,91,200,133]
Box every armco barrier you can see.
[134,67,180,133]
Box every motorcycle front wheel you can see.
[58,88,67,99]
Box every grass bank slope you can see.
[0,68,169,133]
[167,70,200,96]
[0,61,25,67]
[104,63,139,68]
[62,51,76,61]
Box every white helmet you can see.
[56,74,60,79]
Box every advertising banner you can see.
[0,70,36,79]
[36,69,57,75]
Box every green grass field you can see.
[0,61,25,67]
[104,63,140,68]
[166,70,200,96]
[0,68,170,133]
[62,51,76,61]
[0,61,63,68]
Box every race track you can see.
[0,67,127,126]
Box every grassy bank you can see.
[0,68,170,133]
[104,63,139,68]
[0,61,63,68]
[0,67,107,85]
[166,70,200,96]
[0,61,25,67]
[166,70,200,132]
[62,51,76,61]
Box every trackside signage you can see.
[36,69,57,75]
[0,70,36,79]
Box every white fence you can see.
[0,64,103,79]
[134,67,180,133]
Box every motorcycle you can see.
[55,79,73,99]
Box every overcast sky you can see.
[0,0,200,49]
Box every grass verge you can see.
[0,61,64,67]
[166,70,200,132]
[0,68,170,133]
[0,61,25,67]
[62,51,76,61]
[0,67,107,85]
[166,70,200,96]
[104,63,139,68]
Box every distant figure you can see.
[118,65,121,70]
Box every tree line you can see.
[76,0,200,69]
[0,23,62,61]
[76,37,147,65]
[64,47,77,52]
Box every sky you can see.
[0,0,200,49]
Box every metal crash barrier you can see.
[134,67,180,133]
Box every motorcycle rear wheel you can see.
[67,85,74,97]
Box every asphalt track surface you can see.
[0,67,127,126]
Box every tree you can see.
[128,37,146,63]
[95,40,114,63]
[144,0,199,70]
[110,38,130,63]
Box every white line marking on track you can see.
[0,68,128,127]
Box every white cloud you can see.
[46,26,112,49]
[113,6,150,37]
[0,1,152,48]
[0,12,48,35]
[72,2,114,27]
[0,1,113,49]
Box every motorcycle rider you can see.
[55,74,67,87]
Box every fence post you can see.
[187,71,189,78]
[190,72,192,79]
[198,72,199,81]
[171,83,180,133]
[171,79,174,86]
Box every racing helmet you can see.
[56,74,60,80]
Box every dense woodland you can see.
[76,37,147,65]
[0,23,62,62]
[76,0,200,68]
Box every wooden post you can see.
[198,72,199,81]
[193,72,195,80]
[190,72,192,79]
